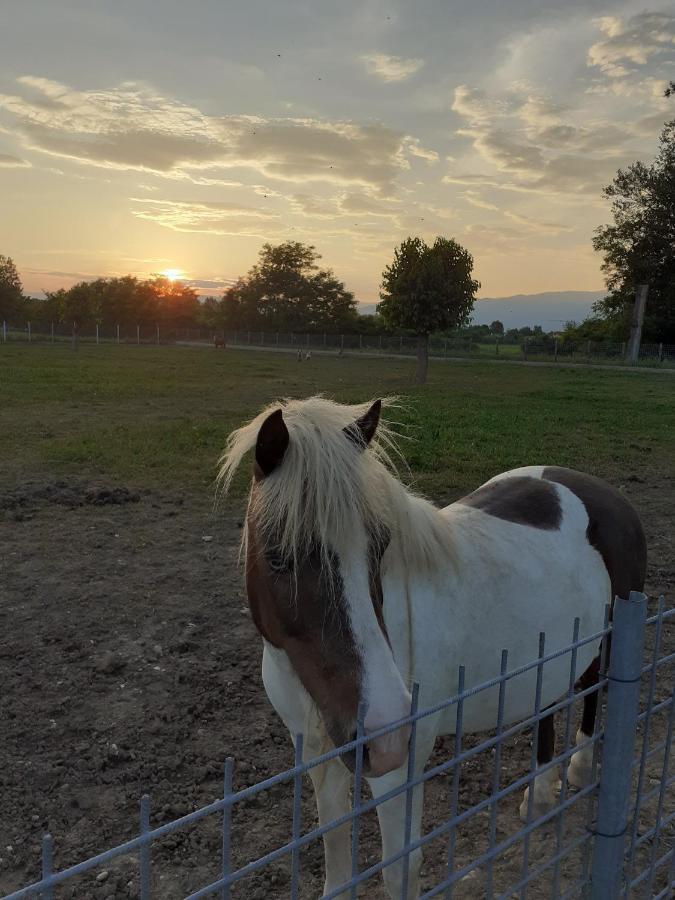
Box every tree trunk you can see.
[416,334,429,384]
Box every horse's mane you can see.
[219,396,454,574]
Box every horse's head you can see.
[241,399,412,777]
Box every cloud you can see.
[461,190,499,211]
[451,86,513,123]
[588,13,675,78]
[403,137,439,163]
[0,153,30,167]
[0,77,425,192]
[503,211,574,235]
[361,54,424,83]
[130,197,286,236]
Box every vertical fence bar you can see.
[485,650,509,898]
[350,703,366,900]
[400,683,420,900]
[139,794,151,900]
[445,665,465,900]
[2,320,6,342]
[625,596,664,891]
[41,833,53,900]
[116,324,120,344]
[221,758,234,900]
[552,618,580,898]
[590,592,647,900]
[340,334,344,353]
[645,664,675,896]
[156,325,160,345]
[290,736,304,899]
[28,321,31,342]
[50,321,54,343]
[136,325,140,345]
[95,323,99,345]
[519,632,546,900]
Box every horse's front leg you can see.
[306,757,352,898]
[366,727,435,900]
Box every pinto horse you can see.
[220,397,646,899]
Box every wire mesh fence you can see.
[3,322,675,367]
[3,592,673,899]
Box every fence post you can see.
[28,321,32,342]
[523,337,528,359]
[340,334,344,353]
[658,342,663,362]
[590,591,647,899]
[136,325,140,345]
[260,330,264,345]
[2,320,6,342]
[359,334,363,350]
[156,325,160,345]
[495,338,499,356]
[51,321,54,343]
[247,331,251,345]
[325,332,328,348]
[96,323,99,345]
[116,324,120,344]
[399,335,403,352]
[554,338,558,362]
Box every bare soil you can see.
[0,475,672,899]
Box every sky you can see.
[0,0,673,305]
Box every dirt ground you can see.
[0,474,672,899]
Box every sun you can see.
[160,268,184,282]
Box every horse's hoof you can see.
[567,761,595,789]
[519,788,556,823]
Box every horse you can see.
[213,335,225,349]
[219,397,646,899]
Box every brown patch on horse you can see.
[458,476,562,530]
[246,513,361,746]
[542,467,646,600]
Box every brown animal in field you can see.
[214,335,225,348]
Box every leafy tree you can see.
[145,276,198,327]
[490,319,504,336]
[378,236,479,383]
[665,81,674,98]
[0,255,24,322]
[592,118,675,342]
[222,242,357,332]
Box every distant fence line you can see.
[3,321,674,367]
[3,592,674,898]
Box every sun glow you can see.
[160,268,184,282]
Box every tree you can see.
[592,118,675,342]
[489,319,504,336]
[665,81,674,98]
[222,241,357,331]
[378,236,479,383]
[0,255,24,322]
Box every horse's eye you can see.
[267,549,293,573]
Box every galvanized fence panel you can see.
[3,592,673,899]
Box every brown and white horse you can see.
[220,397,646,899]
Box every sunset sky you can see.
[1,1,673,304]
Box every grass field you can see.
[2,343,673,499]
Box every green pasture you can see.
[1,344,673,502]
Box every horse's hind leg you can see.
[568,654,601,789]
[519,709,559,821]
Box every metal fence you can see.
[3,321,675,367]
[3,592,673,899]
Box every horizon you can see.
[1,2,673,302]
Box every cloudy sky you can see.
[1,0,673,303]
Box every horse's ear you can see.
[344,399,381,449]
[255,409,289,476]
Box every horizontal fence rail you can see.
[3,322,675,367]
[2,593,673,899]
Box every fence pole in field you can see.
[136,325,140,345]
[359,334,363,350]
[523,336,528,360]
[586,340,591,362]
[156,325,160,345]
[247,331,251,344]
[590,591,647,899]
[51,321,54,343]
[27,321,32,342]
[260,330,264,345]
[276,331,279,345]
[658,342,663,362]
[340,334,344,353]
[2,320,6,342]
[399,335,403,352]
[324,332,327,348]
[96,323,99,345]
[116,324,120,344]
[496,338,499,356]
[306,332,309,347]
[554,338,558,362]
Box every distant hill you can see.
[359,291,604,330]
